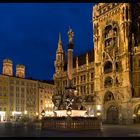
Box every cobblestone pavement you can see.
[0,122,140,137]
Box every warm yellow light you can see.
[138,110,140,115]
[97,111,101,116]
[24,110,27,115]
[0,111,6,115]
[90,114,95,117]
[74,90,78,95]
[12,111,22,115]
[97,105,101,111]
[36,112,39,116]
[67,109,72,116]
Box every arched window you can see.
[122,7,124,20]
[104,61,112,73]
[126,6,128,21]
[104,23,118,48]
[104,76,113,87]
[105,25,112,38]
[104,91,114,103]
[116,62,119,72]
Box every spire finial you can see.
[57,33,63,52]
[59,32,62,43]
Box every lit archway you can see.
[106,105,119,124]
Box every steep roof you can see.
[64,49,94,71]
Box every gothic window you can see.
[116,62,119,72]
[105,25,112,38]
[91,72,94,81]
[83,75,86,82]
[126,6,128,21]
[116,77,119,84]
[122,7,125,20]
[80,75,82,83]
[104,61,112,73]
[104,76,113,87]
[104,91,114,103]
[91,84,94,93]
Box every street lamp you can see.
[24,110,27,115]
[97,110,101,117]
[96,105,102,117]
[97,105,101,111]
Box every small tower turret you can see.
[2,58,13,76]
[16,64,25,78]
[54,33,64,74]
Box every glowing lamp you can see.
[24,110,27,115]
[66,109,72,117]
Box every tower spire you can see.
[57,33,63,53]
[58,32,62,44]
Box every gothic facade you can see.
[53,3,140,124]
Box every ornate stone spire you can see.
[57,33,63,53]
[58,33,62,44]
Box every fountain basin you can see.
[54,110,87,117]
[41,116,102,131]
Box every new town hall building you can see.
[53,3,140,124]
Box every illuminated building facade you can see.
[0,59,55,122]
[53,3,140,124]
[38,81,56,119]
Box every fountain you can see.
[41,28,102,130]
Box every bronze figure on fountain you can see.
[52,27,85,111]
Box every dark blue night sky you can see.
[0,3,94,80]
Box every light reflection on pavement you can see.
[0,122,140,137]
